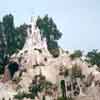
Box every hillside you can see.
[0,17,100,100]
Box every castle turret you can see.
[24,16,42,49]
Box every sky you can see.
[0,0,100,51]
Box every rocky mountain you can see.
[0,17,100,100]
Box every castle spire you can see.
[30,16,37,34]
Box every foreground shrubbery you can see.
[14,92,32,100]
[14,74,53,100]
[58,96,73,100]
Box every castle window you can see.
[44,57,47,62]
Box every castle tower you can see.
[23,16,42,49]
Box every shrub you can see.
[71,65,82,79]
[0,64,4,74]
[14,91,37,99]
[14,92,32,99]
[29,80,52,96]
[86,49,100,67]
[64,69,69,77]
[60,80,66,98]
[58,96,73,100]
[70,50,82,60]
[15,74,53,99]
[48,48,60,57]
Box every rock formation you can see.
[0,17,100,100]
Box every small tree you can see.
[60,80,66,99]
[86,49,100,67]
[71,64,82,79]
[70,50,82,60]
[47,40,60,57]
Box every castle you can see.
[24,16,47,50]
[1,17,100,100]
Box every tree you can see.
[15,24,28,49]
[3,14,15,55]
[86,49,100,66]
[0,14,27,74]
[0,22,7,73]
[70,50,82,60]
[60,80,66,99]
[36,15,62,57]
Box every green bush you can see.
[14,92,32,99]
[64,69,69,77]
[58,96,73,100]
[86,49,100,67]
[15,75,53,100]
[36,15,62,57]
[0,64,4,74]
[60,80,66,98]
[48,48,60,57]
[70,50,82,60]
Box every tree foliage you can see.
[86,49,100,66]
[70,50,82,60]
[60,80,66,98]
[0,14,27,74]
[36,15,62,57]
[36,15,62,41]
[15,24,28,49]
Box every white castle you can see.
[24,16,47,50]
[11,16,51,69]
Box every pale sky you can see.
[0,0,100,51]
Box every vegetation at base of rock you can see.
[60,80,66,98]
[14,74,53,99]
[48,47,60,58]
[29,76,53,97]
[70,50,82,60]
[71,64,82,79]
[0,64,4,74]
[58,96,73,100]
[14,92,33,99]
